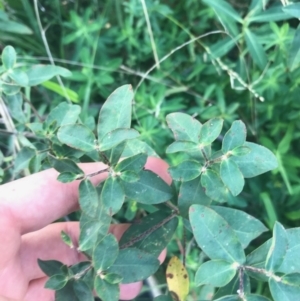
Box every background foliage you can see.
[1,0,300,300]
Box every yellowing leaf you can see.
[166,256,189,301]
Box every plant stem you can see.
[33,0,70,103]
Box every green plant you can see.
[1,1,300,300]
[4,44,300,301]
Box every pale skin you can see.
[0,157,171,301]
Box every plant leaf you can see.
[245,295,272,301]
[231,146,251,156]
[249,6,293,22]
[115,152,147,172]
[282,3,300,18]
[93,234,119,272]
[202,0,243,23]
[201,169,233,203]
[265,222,288,272]
[61,231,73,248]
[37,259,64,277]
[45,274,68,290]
[94,277,119,301]
[244,28,267,70]
[73,280,94,301]
[199,118,223,146]
[26,65,72,86]
[107,248,160,283]
[166,141,198,154]
[79,210,111,252]
[119,210,178,257]
[288,24,300,71]
[79,179,99,218]
[8,69,29,86]
[269,275,300,301]
[232,142,278,178]
[166,256,189,301]
[168,160,202,182]
[48,155,84,175]
[195,260,236,287]
[57,124,96,152]
[100,177,125,215]
[45,102,81,129]
[103,273,123,284]
[99,128,139,151]
[214,272,250,299]
[220,158,245,196]
[57,172,81,183]
[178,176,211,218]
[189,205,245,264]
[1,45,16,69]
[211,206,268,248]
[166,112,202,143]
[97,84,133,140]
[120,171,139,183]
[222,120,247,153]
[121,170,173,204]
[14,147,36,173]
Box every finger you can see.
[21,222,85,280]
[144,157,172,185]
[22,222,166,280]
[21,223,149,300]
[0,162,108,235]
[24,277,54,301]
[0,157,170,235]
[119,282,143,300]
[22,222,131,280]
[24,277,143,301]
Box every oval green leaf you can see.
[199,118,223,146]
[45,274,68,290]
[99,128,139,151]
[57,124,96,152]
[168,160,202,182]
[79,179,99,218]
[97,84,133,140]
[8,69,29,86]
[189,205,245,264]
[100,177,125,215]
[93,234,119,272]
[26,65,72,86]
[94,277,119,301]
[166,112,202,143]
[232,142,278,178]
[1,45,16,69]
[178,176,211,218]
[211,206,268,248]
[45,102,81,129]
[115,152,147,172]
[166,141,198,154]
[119,210,178,257]
[201,169,232,203]
[220,158,245,196]
[121,170,173,204]
[265,222,288,272]
[48,155,84,174]
[222,120,246,153]
[120,171,139,183]
[107,248,160,283]
[195,260,237,287]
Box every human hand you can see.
[0,157,171,301]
